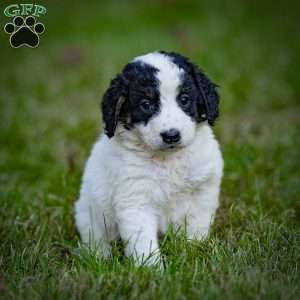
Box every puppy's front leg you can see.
[116,205,160,266]
[187,178,221,240]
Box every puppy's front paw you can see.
[143,252,164,269]
[187,227,210,241]
[132,250,163,270]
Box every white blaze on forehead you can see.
[133,52,184,104]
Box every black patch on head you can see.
[176,72,199,121]
[123,62,160,126]
[159,51,220,125]
[102,60,160,138]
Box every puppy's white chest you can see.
[147,158,193,231]
[150,154,198,201]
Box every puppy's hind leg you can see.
[74,201,114,258]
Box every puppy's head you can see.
[102,51,219,151]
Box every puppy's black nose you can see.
[160,128,181,144]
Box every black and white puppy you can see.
[75,51,223,266]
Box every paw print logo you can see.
[4,16,45,48]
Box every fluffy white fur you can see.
[74,52,223,266]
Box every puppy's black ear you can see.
[160,51,219,125]
[190,65,219,126]
[101,74,128,138]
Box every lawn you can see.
[0,1,300,299]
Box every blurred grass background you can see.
[0,0,299,299]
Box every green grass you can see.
[1,1,300,299]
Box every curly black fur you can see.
[102,74,129,138]
[160,51,219,125]
[102,61,159,138]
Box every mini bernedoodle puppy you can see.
[75,51,223,266]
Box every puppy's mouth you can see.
[160,142,183,151]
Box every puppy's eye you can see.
[140,99,154,114]
[179,94,191,107]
